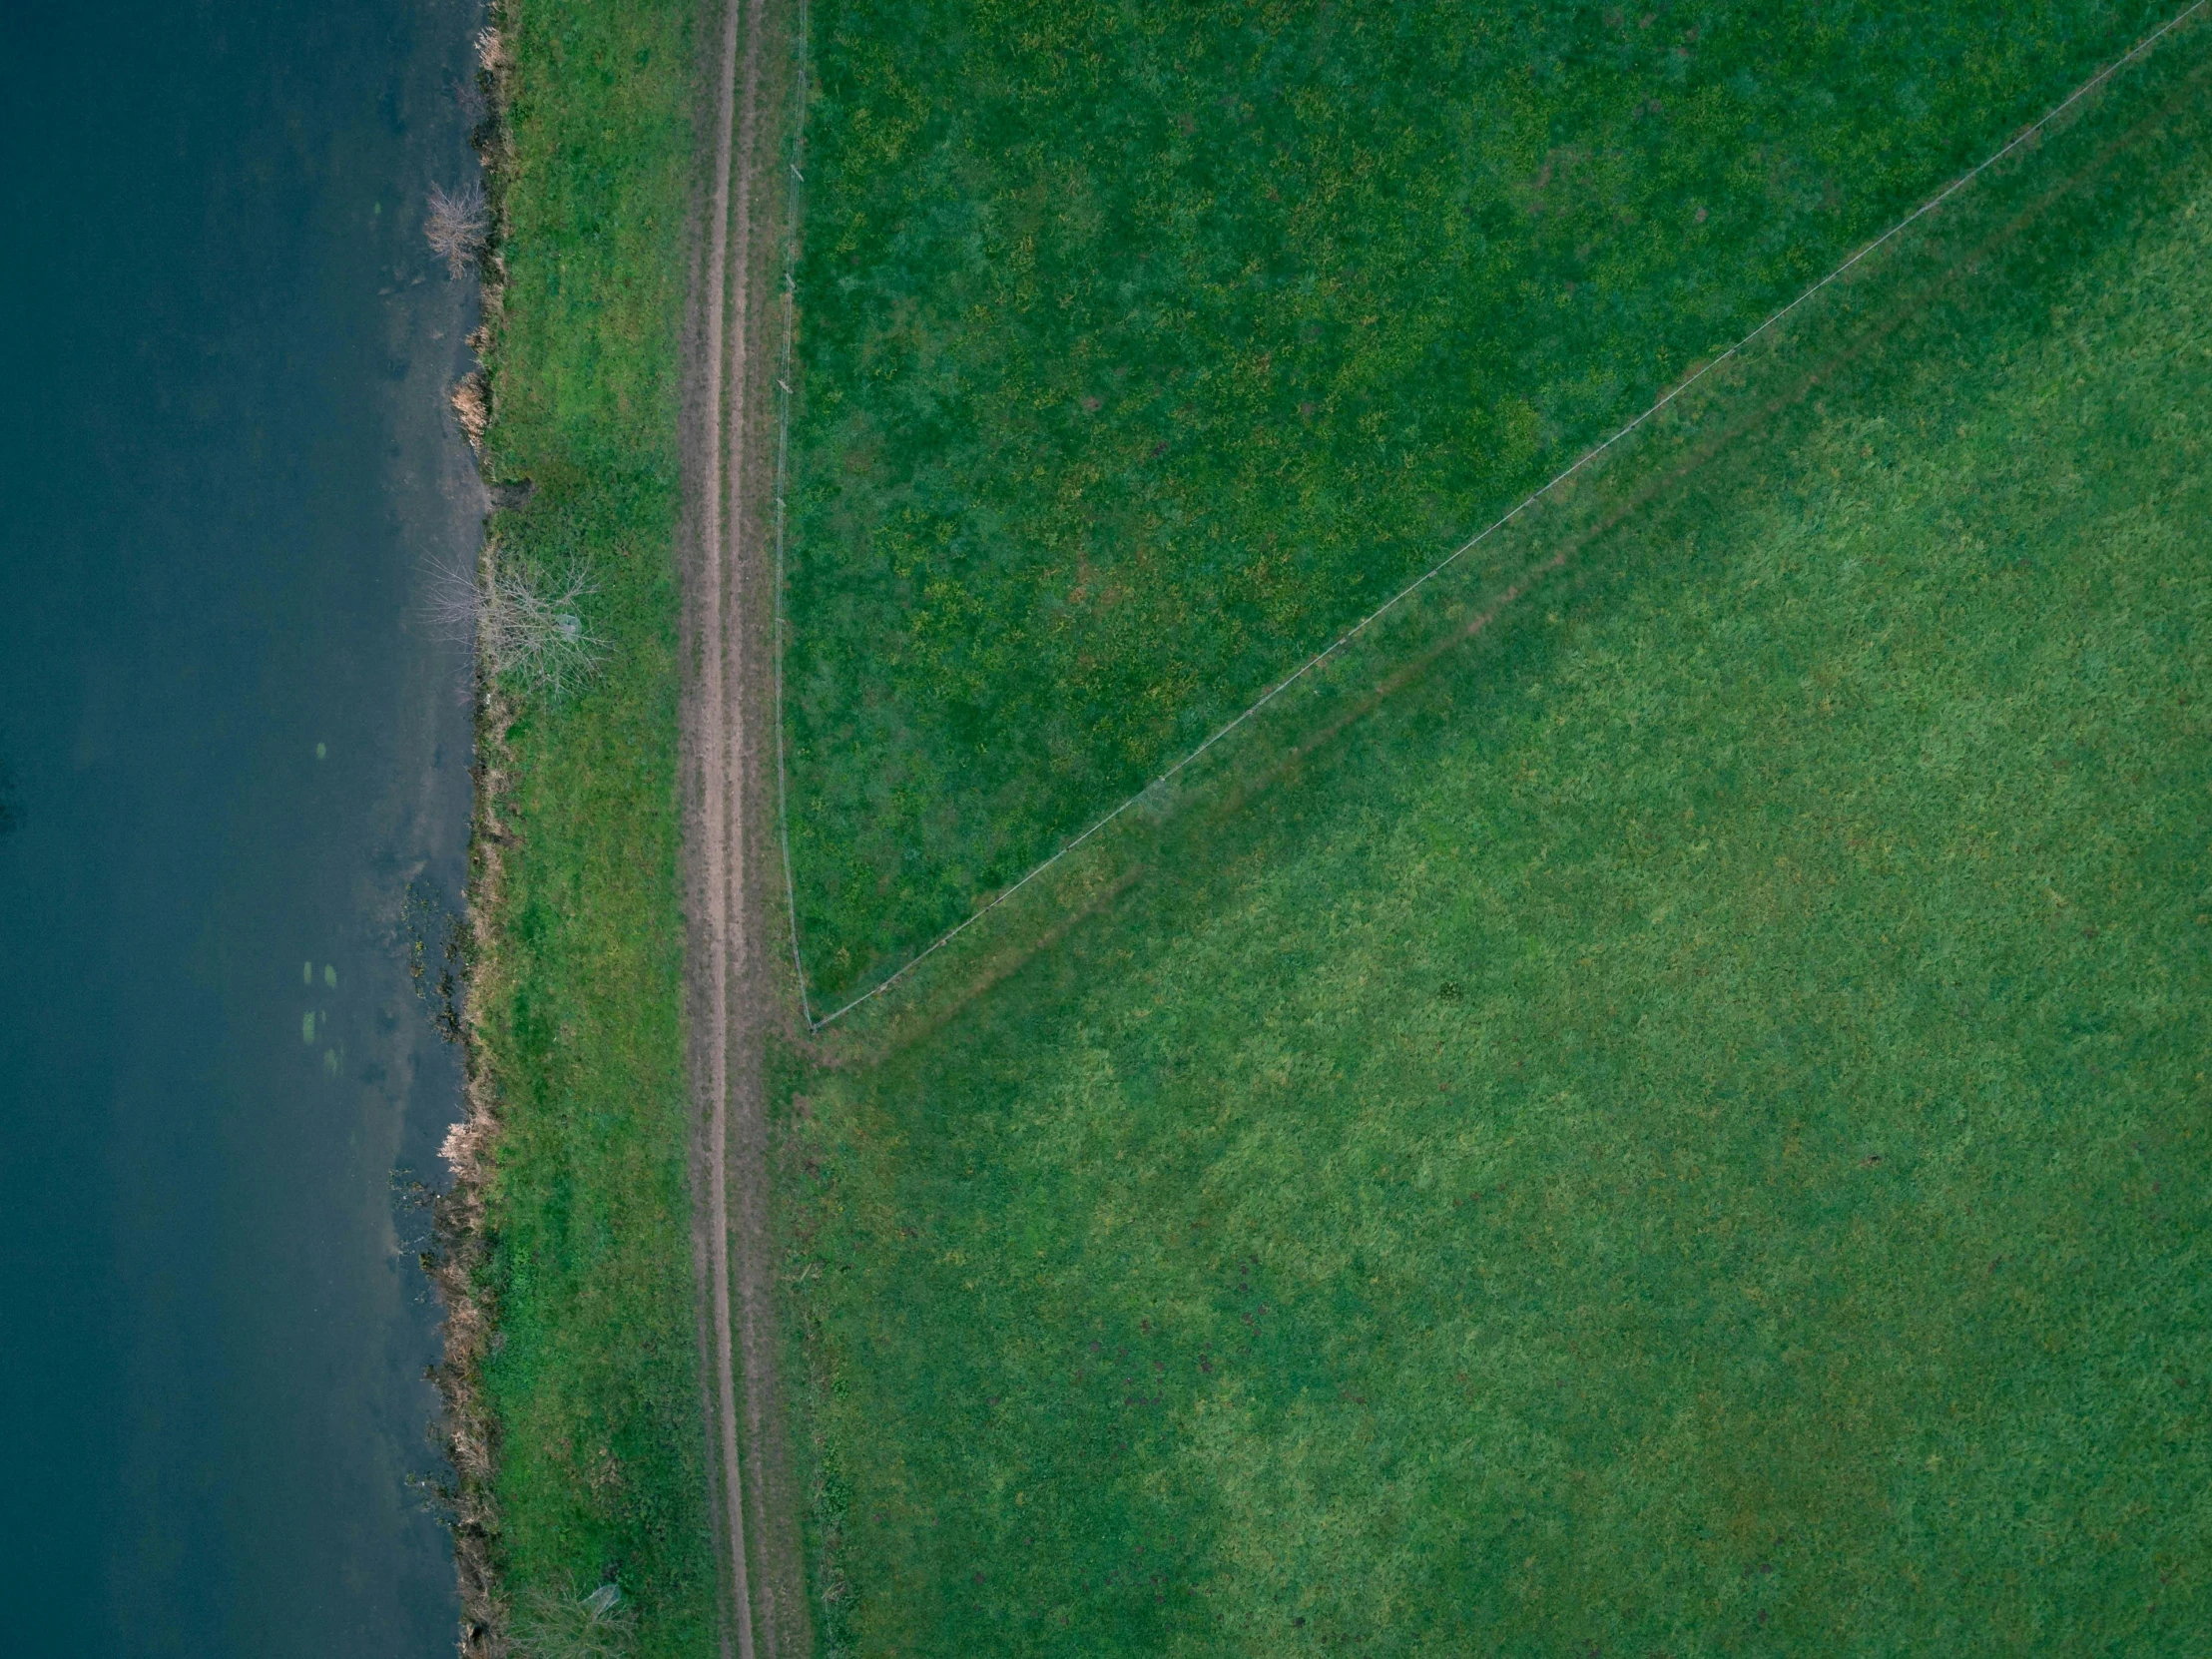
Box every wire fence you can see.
[770,0,813,1024]
[771,0,2209,1033]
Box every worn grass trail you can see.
[684,0,811,1652]
[776,46,2212,1654]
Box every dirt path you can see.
[682,1,808,1655]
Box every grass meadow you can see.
[782,0,2184,1003]
[468,1,719,1652]
[776,28,2212,1653]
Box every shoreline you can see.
[423,3,812,1653]
[427,12,517,1656]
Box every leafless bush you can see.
[474,24,511,78]
[510,1584,634,1659]
[450,373,489,447]
[426,181,490,278]
[454,69,488,132]
[423,556,605,697]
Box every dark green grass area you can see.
[784,0,2182,1001]
[776,59,2212,1655]
[472,2,717,1651]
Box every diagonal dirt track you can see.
[681,0,808,1655]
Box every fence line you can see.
[774,0,2208,1032]
[770,0,814,1026]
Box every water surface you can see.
[0,1,484,1651]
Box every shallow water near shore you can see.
[0,1,484,1652]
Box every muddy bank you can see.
[426,12,518,1657]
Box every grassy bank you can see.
[781,0,2181,1004]
[778,32,2212,1653]
[462,2,718,1652]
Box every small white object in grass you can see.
[582,1583,621,1617]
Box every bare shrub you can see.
[424,555,605,697]
[474,24,510,78]
[454,69,488,132]
[510,1583,634,1659]
[426,181,490,278]
[450,373,489,447]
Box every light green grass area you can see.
[777,46,2212,1654]
[471,1,718,1651]
[782,0,2179,1002]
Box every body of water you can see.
[1,1,483,1651]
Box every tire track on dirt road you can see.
[683,1,807,1655]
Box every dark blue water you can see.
[0,2,483,1651]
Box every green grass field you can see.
[468,2,719,1653]
[782,0,2181,1002]
[462,1,2212,1652]
[775,33,2212,1652]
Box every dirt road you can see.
[681,1,808,1655]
